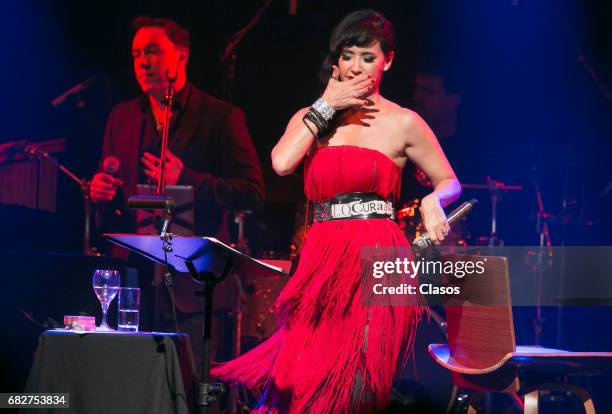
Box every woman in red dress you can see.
[213,9,461,413]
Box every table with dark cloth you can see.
[23,330,196,414]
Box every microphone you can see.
[128,196,176,239]
[94,156,122,228]
[413,199,478,250]
[128,195,176,211]
[51,77,94,107]
[165,68,178,84]
[102,156,120,176]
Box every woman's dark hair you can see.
[319,9,396,83]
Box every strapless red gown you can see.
[212,145,423,413]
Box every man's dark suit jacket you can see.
[99,83,265,238]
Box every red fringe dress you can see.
[212,145,422,413]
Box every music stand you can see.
[105,233,288,414]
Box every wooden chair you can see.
[428,254,612,414]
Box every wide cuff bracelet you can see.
[312,98,336,121]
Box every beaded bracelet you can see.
[301,98,336,139]
[309,107,329,130]
[303,110,326,136]
[302,117,317,138]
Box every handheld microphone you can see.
[102,156,120,176]
[413,199,478,250]
[94,156,123,227]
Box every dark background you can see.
[1,0,612,410]
[2,0,612,251]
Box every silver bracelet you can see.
[312,98,336,121]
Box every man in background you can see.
[90,16,264,239]
[89,16,265,372]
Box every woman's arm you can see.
[271,108,316,176]
[271,70,373,176]
[403,110,462,243]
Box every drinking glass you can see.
[92,269,120,331]
[118,287,140,332]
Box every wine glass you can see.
[92,269,121,331]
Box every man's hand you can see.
[141,150,184,186]
[90,172,123,204]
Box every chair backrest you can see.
[443,254,516,370]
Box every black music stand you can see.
[105,233,287,414]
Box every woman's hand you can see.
[321,66,374,110]
[420,193,450,245]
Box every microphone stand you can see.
[151,73,179,335]
[529,171,554,346]
[554,9,611,101]
[157,71,177,196]
[487,177,504,247]
[463,178,522,246]
[24,144,96,256]
[220,0,271,102]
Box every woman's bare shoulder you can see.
[382,101,425,131]
[381,104,435,150]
